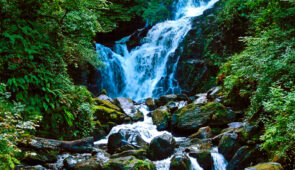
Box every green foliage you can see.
[0,84,38,169]
[0,0,111,140]
[218,0,295,164]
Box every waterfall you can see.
[95,0,219,101]
[211,147,228,170]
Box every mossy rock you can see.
[103,156,156,170]
[189,150,213,170]
[93,98,120,111]
[245,162,283,170]
[93,105,127,124]
[202,102,235,126]
[151,107,170,131]
[170,154,191,170]
[110,149,147,160]
[171,103,211,135]
[22,151,58,165]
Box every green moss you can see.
[93,98,120,111]
[174,104,199,115]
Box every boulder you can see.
[103,156,156,170]
[166,101,188,113]
[145,98,157,110]
[204,102,236,126]
[110,149,147,160]
[207,86,221,100]
[193,93,208,104]
[115,97,144,121]
[190,126,212,139]
[22,151,57,165]
[155,94,178,107]
[170,154,191,170]
[227,146,260,170]
[94,98,120,111]
[218,133,241,162]
[245,162,283,170]
[147,134,176,161]
[63,154,92,169]
[151,106,170,131]
[189,150,213,170]
[171,104,212,135]
[98,94,114,103]
[74,149,109,170]
[107,129,147,154]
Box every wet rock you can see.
[171,104,212,135]
[193,93,208,104]
[227,146,260,170]
[16,165,47,170]
[207,86,221,100]
[190,126,212,139]
[103,156,156,170]
[73,158,103,170]
[170,154,191,170]
[73,149,109,170]
[110,149,146,160]
[155,94,178,107]
[189,150,213,170]
[22,151,57,165]
[145,98,157,110]
[63,154,91,169]
[107,129,147,154]
[204,102,236,126]
[98,94,114,103]
[245,162,283,170]
[218,133,241,162]
[147,134,176,161]
[94,98,120,111]
[152,106,170,131]
[115,97,144,121]
[166,101,188,113]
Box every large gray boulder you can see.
[115,97,143,122]
[147,134,176,161]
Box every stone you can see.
[207,86,221,100]
[190,126,212,139]
[171,104,212,135]
[155,94,178,107]
[193,93,208,104]
[98,94,114,103]
[166,101,188,113]
[227,146,260,170]
[103,156,156,170]
[170,154,191,170]
[151,106,170,131]
[22,151,57,165]
[110,149,147,160]
[147,134,176,161]
[189,150,213,170]
[145,98,157,110]
[115,97,144,121]
[218,133,241,162]
[107,129,147,154]
[245,162,283,170]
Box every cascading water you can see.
[94,0,227,170]
[96,0,219,101]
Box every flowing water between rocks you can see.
[95,0,219,101]
[94,104,227,170]
[92,0,228,169]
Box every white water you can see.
[94,0,227,169]
[96,0,219,101]
[211,147,228,170]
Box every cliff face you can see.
[174,0,247,95]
